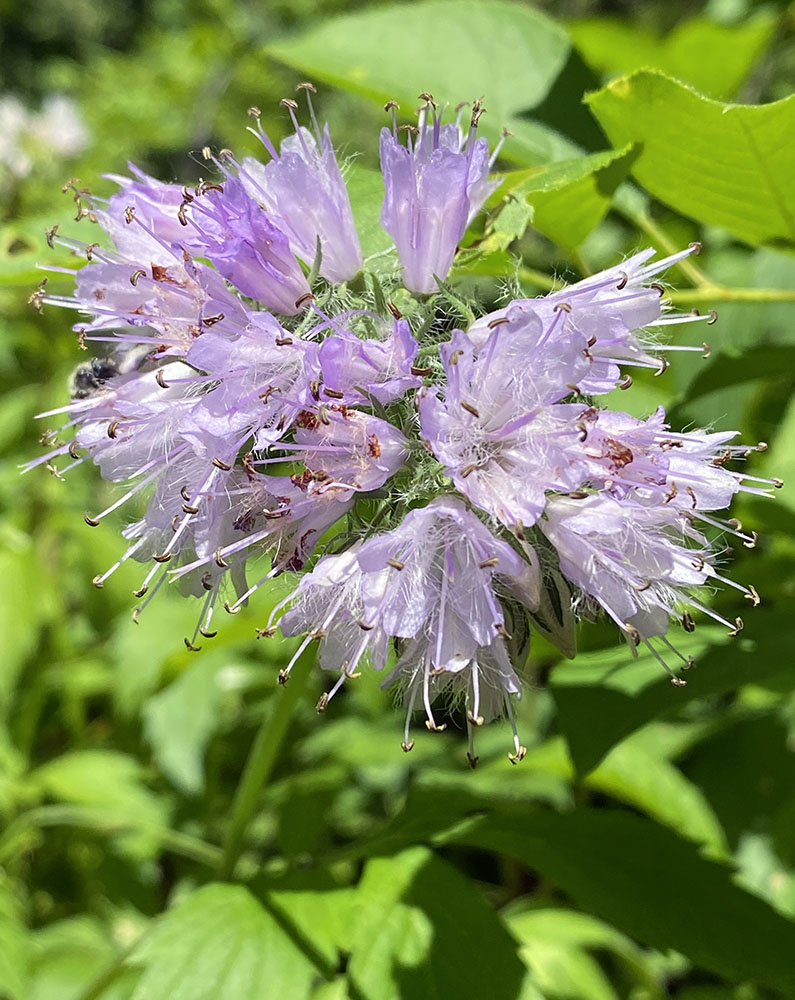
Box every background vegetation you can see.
[1,1,794,998]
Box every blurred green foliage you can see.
[1,1,795,998]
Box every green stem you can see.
[219,650,314,879]
[0,804,222,868]
[669,286,795,305]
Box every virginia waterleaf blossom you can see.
[29,88,779,763]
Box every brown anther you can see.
[132,608,142,624]
[634,580,652,591]
[618,374,633,390]
[214,548,229,568]
[200,573,214,592]
[248,106,261,118]
[448,349,464,365]
[664,482,679,504]
[650,282,665,296]
[358,620,375,631]
[682,612,696,633]
[387,301,403,320]
[587,333,597,347]
[130,269,146,286]
[203,312,225,327]
[487,316,509,329]
[470,99,486,128]
[702,342,712,359]
[275,336,294,346]
[171,514,180,533]
[92,575,104,588]
[155,369,170,389]
[418,91,436,106]
[77,329,87,350]
[460,463,479,478]
[85,242,100,261]
[688,241,703,255]
[199,627,218,639]
[256,626,277,638]
[686,486,697,509]
[553,302,572,313]
[772,478,784,488]
[316,693,329,714]
[106,420,119,439]
[654,357,669,376]
[568,490,589,499]
[467,711,484,726]
[296,81,317,93]
[728,517,743,531]
[295,292,314,309]
[728,617,744,637]
[184,638,201,652]
[219,148,233,160]
[425,720,447,732]
[153,551,172,563]
[707,309,718,325]
[401,740,415,753]
[671,676,688,687]
[410,365,433,376]
[624,623,641,646]
[576,420,588,442]
[84,512,100,527]
[177,203,189,226]
[280,98,299,110]
[45,224,59,248]
[124,206,135,224]
[467,753,479,769]
[318,407,330,426]
[309,628,328,640]
[182,503,199,515]
[387,558,405,571]
[399,124,419,135]
[132,584,148,598]
[757,441,768,452]
[479,557,499,569]
[743,531,759,550]
[565,383,581,393]
[508,746,527,765]
[212,457,233,471]
[745,585,760,607]
[68,441,80,459]
[495,623,512,641]
[461,401,480,418]
[201,146,212,161]
[616,271,628,290]
[224,600,240,615]
[384,100,400,112]
[278,669,290,685]
[323,387,345,399]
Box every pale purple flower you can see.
[270,497,533,757]
[240,87,362,283]
[184,177,310,315]
[468,246,715,389]
[318,317,421,404]
[380,97,501,294]
[540,494,758,681]
[418,328,587,529]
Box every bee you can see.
[68,345,152,399]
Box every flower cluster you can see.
[30,87,778,762]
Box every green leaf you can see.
[347,846,525,1000]
[0,875,28,1000]
[32,750,170,858]
[571,14,777,100]
[679,345,795,405]
[266,1,569,149]
[550,618,793,774]
[29,916,139,1000]
[456,810,795,996]
[130,884,319,1000]
[586,71,795,248]
[515,145,637,251]
[142,652,232,795]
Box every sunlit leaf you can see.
[130,884,319,1000]
[587,71,795,248]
